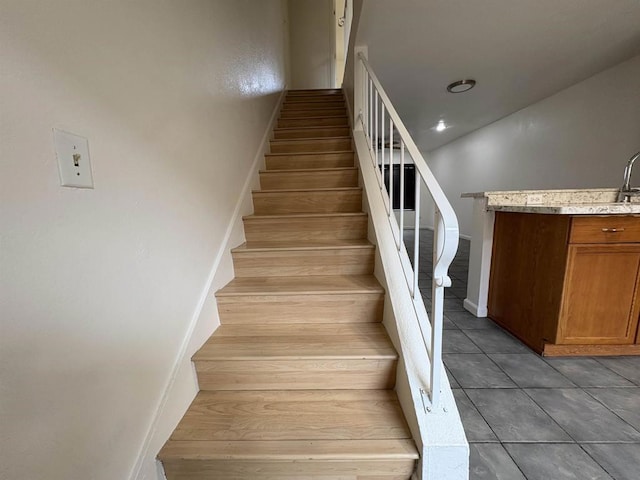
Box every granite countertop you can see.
[462,188,640,215]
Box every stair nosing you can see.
[270,136,351,143]
[216,289,384,297]
[281,104,346,107]
[193,352,398,361]
[252,187,362,194]
[215,275,384,297]
[281,105,346,109]
[278,114,348,120]
[279,114,348,119]
[243,212,367,220]
[274,125,350,132]
[159,439,419,461]
[231,241,373,253]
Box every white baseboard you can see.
[128,89,286,480]
[463,298,487,318]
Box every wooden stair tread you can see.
[194,323,397,360]
[279,114,348,119]
[259,166,357,174]
[243,212,366,219]
[159,439,418,461]
[205,323,387,337]
[280,110,346,116]
[285,95,343,100]
[273,127,350,139]
[253,187,361,194]
[280,112,347,116]
[233,239,373,251]
[271,136,351,143]
[279,111,347,115]
[281,102,345,107]
[284,94,344,99]
[167,389,412,442]
[272,124,347,129]
[287,88,343,93]
[265,150,353,157]
[216,275,384,297]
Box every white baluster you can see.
[389,119,394,220]
[399,141,405,250]
[413,176,421,298]
[430,208,445,408]
[381,104,386,200]
[374,91,378,172]
[369,78,373,150]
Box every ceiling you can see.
[356,0,640,151]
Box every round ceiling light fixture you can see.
[447,79,476,93]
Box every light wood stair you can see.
[193,323,397,390]
[159,89,418,479]
[273,125,351,139]
[280,109,348,119]
[231,239,374,277]
[277,115,349,128]
[265,151,354,170]
[259,167,359,189]
[270,137,352,153]
[281,97,346,107]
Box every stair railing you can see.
[354,51,459,409]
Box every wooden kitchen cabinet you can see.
[558,244,640,345]
[488,212,640,356]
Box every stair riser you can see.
[285,96,344,104]
[285,93,344,101]
[280,109,347,118]
[195,359,396,390]
[243,215,367,242]
[277,117,349,128]
[163,459,414,479]
[287,88,342,96]
[260,170,358,189]
[270,139,352,154]
[265,152,354,170]
[217,294,384,324]
[273,127,350,139]
[281,101,346,110]
[252,190,362,215]
[232,248,374,277]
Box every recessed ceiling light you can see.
[435,120,447,132]
[447,79,476,93]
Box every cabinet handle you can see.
[602,228,625,233]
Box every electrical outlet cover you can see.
[53,129,94,188]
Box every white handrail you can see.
[356,52,459,408]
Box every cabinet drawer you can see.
[570,216,640,244]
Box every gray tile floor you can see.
[408,230,640,480]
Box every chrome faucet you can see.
[618,151,640,202]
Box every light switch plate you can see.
[53,129,94,188]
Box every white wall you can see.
[426,55,640,237]
[335,0,346,86]
[0,2,288,480]
[288,0,334,89]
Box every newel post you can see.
[353,45,368,131]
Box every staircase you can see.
[158,89,419,480]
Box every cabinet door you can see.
[558,245,640,344]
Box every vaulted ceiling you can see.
[356,0,640,151]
